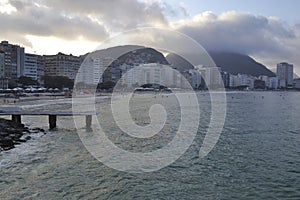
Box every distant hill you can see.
[97,45,169,82]
[165,53,194,72]
[209,52,275,77]
[92,46,276,81]
[90,45,145,60]
[166,52,275,77]
[113,47,169,66]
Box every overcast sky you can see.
[1,0,300,74]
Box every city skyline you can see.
[1,40,297,91]
[0,0,300,75]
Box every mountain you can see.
[93,45,276,82]
[165,53,194,72]
[166,52,275,77]
[98,45,169,82]
[112,47,169,66]
[88,45,145,60]
[209,52,275,77]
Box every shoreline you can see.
[0,89,299,105]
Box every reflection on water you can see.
[0,92,299,199]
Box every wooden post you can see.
[12,115,21,124]
[86,115,92,129]
[49,115,57,130]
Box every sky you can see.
[1,0,300,75]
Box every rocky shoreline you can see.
[0,118,45,151]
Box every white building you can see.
[293,78,300,89]
[196,66,223,89]
[268,77,278,89]
[229,74,238,88]
[119,63,179,88]
[24,53,45,84]
[76,56,113,86]
[189,69,201,89]
[229,74,254,89]
[277,62,293,88]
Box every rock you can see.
[0,118,46,151]
[0,137,15,150]
[9,133,23,140]
[25,136,31,140]
[0,132,9,137]
[31,128,45,133]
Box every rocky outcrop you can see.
[0,118,44,151]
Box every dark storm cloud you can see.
[173,11,300,73]
[175,11,296,55]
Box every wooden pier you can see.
[0,110,97,130]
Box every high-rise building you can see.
[294,78,300,89]
[277,62,293,88]
[0,51,4,78]
[0,51,8,89]
[0,41,25,81]
[24,53,45,84]
[76,56,113,86]
[44,52,81,80]
[198,66,223,89]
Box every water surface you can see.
[0,92,299,199]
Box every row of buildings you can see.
[0,40,298,90]
[184,62,295,90]
[0,41,84,89]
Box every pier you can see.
[0,109,97,130]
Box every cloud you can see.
[0,0,109,46]
[1,1,300,74]
[174,11,295,54]
[37,0,168,30]
[0,0,170,47]
[172,11,300,74]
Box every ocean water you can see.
[0,92,299,199]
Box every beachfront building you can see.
[229,74,238,88]
[277,62,293,88]
[44,52,81,80]
[237,74,254,89]
[229,73,255,89]
[0,41,25,81]
[189,69,201,89]
[0,51,4,78]
[24,53,45,84]
[221,71,230,88]
[195,66,223,89]
[182,69,201,89]
[293,78,300,89]
[76,56,116,87]
[268,77,279,89]
[118,63,181,88]
[0,51,8,89]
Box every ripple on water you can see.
[0,92,300,199]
